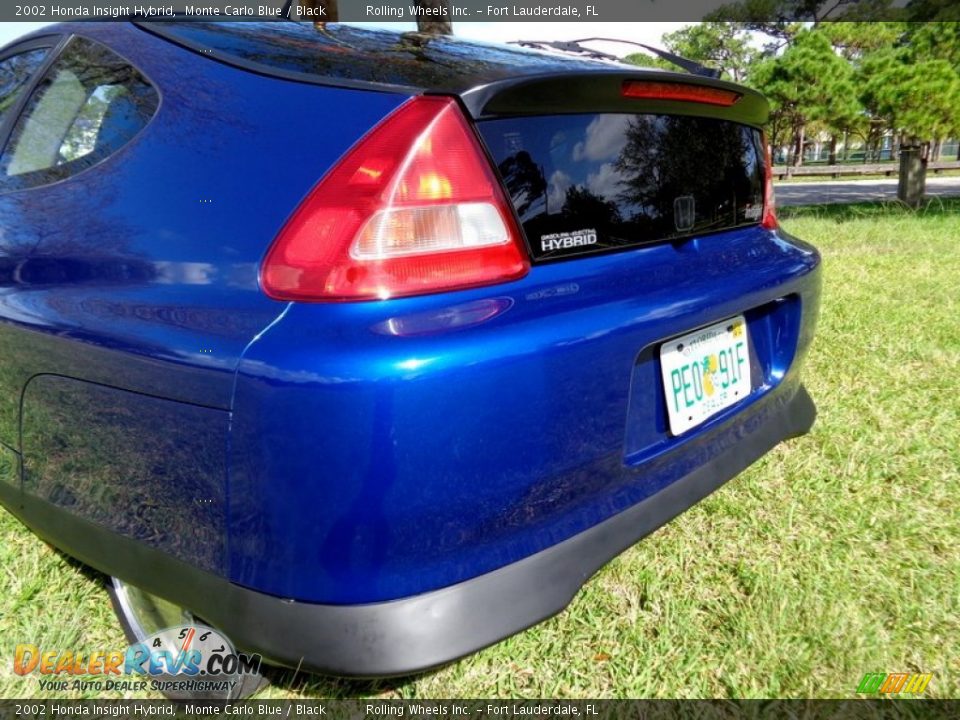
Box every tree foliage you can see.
[660,23,758,82]
[748,28,860,161]
[636,17,960,168]
[859,39,960,145]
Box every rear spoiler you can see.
[457,70,769,127]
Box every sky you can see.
[0,21,689,58]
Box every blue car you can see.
[0,21,820,677]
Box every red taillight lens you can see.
[261,96,530,301]
[621,80,741,107]
[761,134,778,230]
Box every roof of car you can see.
[135,21,646,94]
[12,22,765,124]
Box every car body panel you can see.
[21,374,229,573]
[140,21,650,94]
[0,22,404,551]
[3,382,814,676]
[230,225,820,603]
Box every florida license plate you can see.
[659,316,751,436]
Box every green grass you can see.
[1,200,958,699]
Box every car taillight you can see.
[761,134,778,230]
[621,80,741,107]
[261,96,530,301]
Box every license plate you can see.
[659,315,751,436]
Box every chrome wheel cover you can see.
[111,578,194,641]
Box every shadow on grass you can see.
[263,664,435,699]
[53,545,111,588]
[779,196,960,223]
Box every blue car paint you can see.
[0,23,405,433]
[21,374,230,574]
[229,225,820,603]
[0,24,821,609]
[0,23,405,568]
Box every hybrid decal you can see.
[540,229,598,254]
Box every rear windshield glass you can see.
[479,114,765,262]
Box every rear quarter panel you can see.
[0,22,406,574]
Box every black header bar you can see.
[1,0,920,23]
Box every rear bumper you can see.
[0,384,814,677]
[229,227,821,605]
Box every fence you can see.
[772,160,960,181]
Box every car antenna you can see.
[509,38,721,79]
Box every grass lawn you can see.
[1,200,958,699]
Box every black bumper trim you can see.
[0,385,815,677]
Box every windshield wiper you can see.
[509,38,721,79]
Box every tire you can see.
[106,577,268,700]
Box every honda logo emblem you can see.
[674,195,696,232]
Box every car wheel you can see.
[107,578,268,700]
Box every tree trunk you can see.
[932,138,942,161]
[300,0,337,22]
[898,142,926,208]
[828,135,838,165]
[416,0,452,34]
[842,130,849,163]
[792,125,805,167]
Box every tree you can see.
[413,0,453,34]
[861,46,960,161]
[497,151,546,219]
[906,21,960,70]
[298,0,452,33]
[905,0,960,20]
[623,23,757,81]
[748,29,860,167]
[299,0,336,23]
[622,53,676,72]
[659,23,758,82]
[647,14,960,196]
[707,0,900,35]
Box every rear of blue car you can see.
[224,30,821,674]
[0,22,820,677]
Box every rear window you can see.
[479,114,765,262]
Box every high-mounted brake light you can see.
[761,134,778,230]
[621,80,742,107]
[261,96,530,301]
